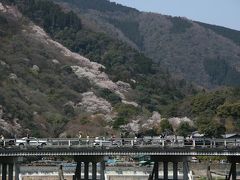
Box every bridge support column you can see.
[151,156,189,180]
[232,162,236,180]
[84,162,89,180]
[92,162,97,180]
[173,162,178,180]
[15,162,20,180]
[227,156,240,180]
[0,157,19,180]
[74,155,104,180]
[153,162,159,180]
[9,163,14,180]
[163,161,168,180]
[100,161,105,180]
[74,161,81,180]
[183,160,189,180]
[2,163,7,180]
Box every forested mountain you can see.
[1,0,240,138]
[0,0,197,137]
[53,0,240,89]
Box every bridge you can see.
[0,137,240,180]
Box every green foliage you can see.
[159,119,173,133]
[196,117,226,138]
[217,102,240,118]
[54,0,138,13]
[191,92,226,116]
[0,10,92,136]
[167,88,240,133]
[44,112,68,124]
[197,21,240,46]
[108,18,143,48]
[113,104,140,129]
[17,0,81,33]
[94,88,121,105]
[169,17,192,33]
[204,58,240,86]
[176,122,195,137]
[49,13,192,112]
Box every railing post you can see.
[192,139,196,148]
[131,140,134,146]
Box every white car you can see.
[15,137,48,148]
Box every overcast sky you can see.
[110,0,240,31]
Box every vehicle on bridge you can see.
[15,137,48,149]
[93,137,121,147]
[0,139,15,147]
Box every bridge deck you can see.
[0,146,240,156]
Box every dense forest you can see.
[0,0,196,137]
[196,21,240,47]
[55,0,240,89]
[54,0,138,13]
[13,0,196,113]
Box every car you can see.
[93,137,121,147]
[93,139,112,147]
[0,139,15,147]
[15,137,48,148]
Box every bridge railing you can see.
[1,137,240,149]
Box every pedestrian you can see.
[26,134,30,145]
[78,131,82,145]
[120,133,125,146]
[58,165,64,180]
[1,134,5,147]
[86,135,89,145]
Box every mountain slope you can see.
[0,2,136,137]
[0,1,197,137]
[54,0,240,89]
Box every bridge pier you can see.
[151,155,190,180]
[2,163,7,180]
[173,162,178,180]
[74,155,105,180]
[227,156,240,180]
[0,157,18,180]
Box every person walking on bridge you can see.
[58,165,65,180]
[78,131,82,145]
[0,134,5,147]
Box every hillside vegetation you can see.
[15,0,196,110]
[167,88,240,134]
[55,0,240,89]
[1,0,240,138]
[0,0,197,137]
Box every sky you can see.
[110,0,240,31]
